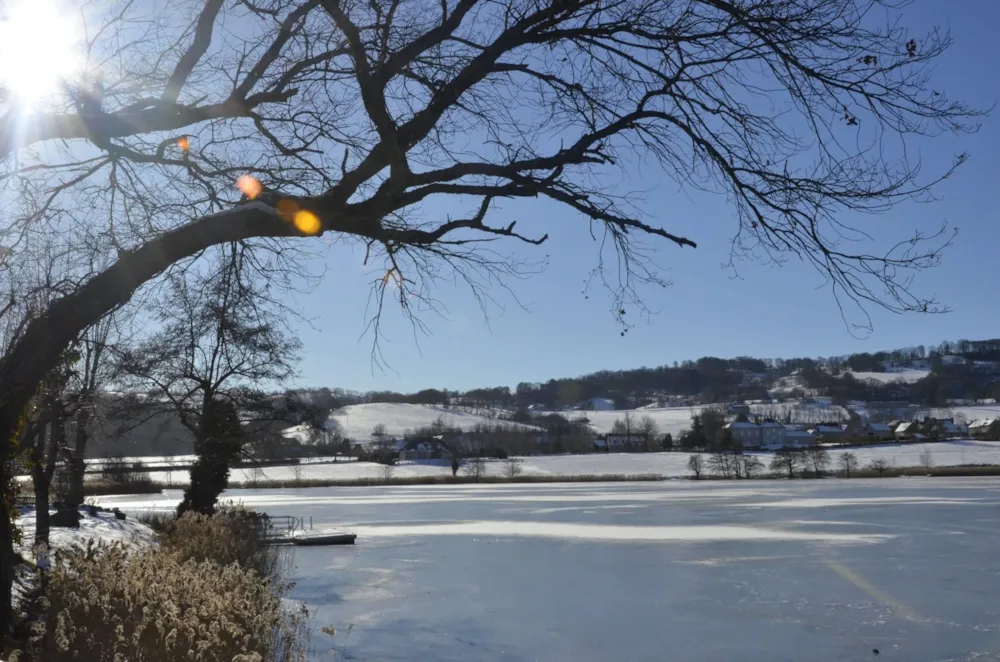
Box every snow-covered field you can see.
[326,402,540,439]
[120,440,1000,486]
[545,405,714,437]
[848,369,931,384]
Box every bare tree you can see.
[370,423,394,456]
[610,412,638,449]
[687,454,704,480]
[838,451,859,477]
[378,462,395,483]
[805,447,831,477]
[770,448,803,479]
[502,456,523,479]
[636,416,660,453]
[739,454,764,479]
[0,0,985,630]
[707,451,737,479]
[868,457,891,477]
[464,456,488,482]
[117,248,299,516]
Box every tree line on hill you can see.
[288,337,1000,412]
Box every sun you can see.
[0,0,83,107]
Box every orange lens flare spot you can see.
[276,198,299,222]
[236,175,263,200]
[293,209,321,235]
[177,137,189,152]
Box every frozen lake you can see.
[106,478,1000,661]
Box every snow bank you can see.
[15,508,157,557]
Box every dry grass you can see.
[12,505,305,661]
[12,542,306,662]
[159,505,281,580]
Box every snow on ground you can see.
[327,402,540,439]
[848,369,930,384]
[15,508,157,556]
[545,405,714,437]
[135,440,1000,486]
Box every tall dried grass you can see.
[12,506,306,661]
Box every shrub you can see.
[502,457,523,478]
[159,504,280,580]
[13,543,306,662]
[464,457,487,481]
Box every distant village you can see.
[595,399,1000,453]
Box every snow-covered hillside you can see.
[546,405,713,437]
[327,403,540,440]
[848,369,930,384]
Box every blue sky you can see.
[290,0,1000,393]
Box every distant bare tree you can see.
[868,458,891,477]
[636,416,660,453]
[611,412,639,450]
[687,454,704,480]
[502,457,523,479]
[371,423,392,452]
[378,462,395,483]
[739,455,765,479]
[805,448,831,477]
[708,451,737,479]
[838,452,859,477]
[464,457,488,482]
[770,449,803,479]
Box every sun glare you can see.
[0,0,82,106]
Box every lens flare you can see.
[293,209,321,235]
[176,136,189,152]
[236,175,262,200]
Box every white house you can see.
[760,421,786,447]
[894,421,916,440]
[969,419,998,438]
[725,421,762,448]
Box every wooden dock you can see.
[271,530,357,546]
[266,515,356,546]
